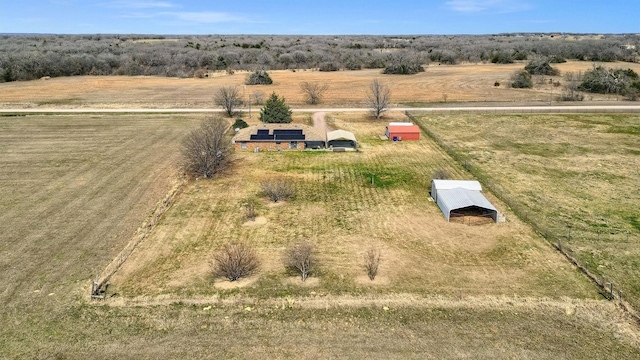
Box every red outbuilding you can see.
[385,124,421,141]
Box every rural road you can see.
[1,105,639,113]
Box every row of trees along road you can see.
[185,78,390,179]
[215,77,389,119]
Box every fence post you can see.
[609,283,614,300]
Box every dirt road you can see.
[312,111,332,133]
[1,105,639,113]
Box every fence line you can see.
[402,106,640,116]
[407,111,639,323]
[91,178,186,298]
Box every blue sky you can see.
[1,0,638,35]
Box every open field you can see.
[4,296,640,359]
[111,113,596,301]
[1,63,640,358]
[1,61,639,109]
[0,114,198,306]
[412,113,640,309]
[1,112,639,358]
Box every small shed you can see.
[431,180,498,223]
[327,130,357,149]
[386,124,421,141]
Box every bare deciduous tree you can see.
[261,178,294,202]
[300,82,329,105]
[364,248,381,281]
[0,34,635,81]
[286,242,314,282]
[215,86,242,117]
[558,71,584,101]
[251,90,266,105]
[181,117,231,179]
[366,79,391,119]
[244,200,257,221]
[211,242,260,281]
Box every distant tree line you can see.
[0,33,638,82]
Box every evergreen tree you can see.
[259,93,292,123]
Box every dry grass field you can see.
[1,61,639,109]
[2,112,639,358]
[2,62,640,357]
[0,113,196,353]
[413,113,640,309]
[111,113,596,301]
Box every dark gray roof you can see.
[232,123,326,143]
[435,188,497,222]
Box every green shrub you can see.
[525,60,560,76]
[513,50,528,60]
[245,70,272,85]
[319,62,340,72]
[491,52,514,64]
[578,65,635,95]
[510,70,533,88]
[232,119,248,130]
[383,63,425,75]
[548,55,567,63]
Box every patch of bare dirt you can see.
[214,275,260,289]
[243,216,268,227]
[283,276,320,287]
[355,275,391,286]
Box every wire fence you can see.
[404,106,640,115]
[408,111,639,321]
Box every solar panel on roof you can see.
[273,130,303,135]
[250,129,274,140]
[274,129,305,140]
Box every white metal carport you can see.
[431,180,498,222]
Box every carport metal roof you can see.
[326,129,356,143]
[432,179,483,192]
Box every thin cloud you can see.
[446,0,532,13]
[162,11,247,24]
[117,12,158,19]
[107,1,176,9]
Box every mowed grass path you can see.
[414,113,640,308]
[113,113,595,300]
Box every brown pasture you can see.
[1,61,638,109]
[413,113,640,309]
